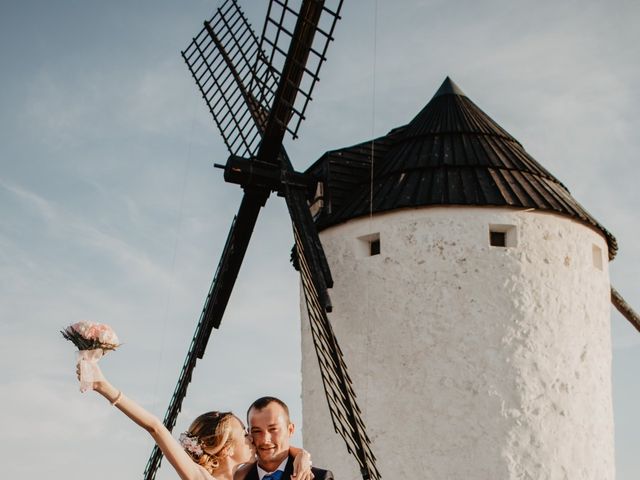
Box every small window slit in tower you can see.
[592,244,603,270]
[357,232,380,258]
[490,231,506,247]
[489,224,516,248]
[370,238,381,256]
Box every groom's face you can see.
[248,402,295,470]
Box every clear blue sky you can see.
[1,1,638,479]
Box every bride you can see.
[78,365,312,480]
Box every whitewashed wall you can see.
[300,206,614,480]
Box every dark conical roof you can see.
[308,77,617,258]
[432,76,467,98]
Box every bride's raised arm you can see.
[79,365,209,480]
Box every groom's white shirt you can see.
[257,457,288,480]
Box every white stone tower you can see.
[300,78,617,479]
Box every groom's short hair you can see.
[247,396,291,422]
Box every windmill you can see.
[298,77,640,478]
[143,1,380,479]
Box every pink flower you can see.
[85,324,101,340]
[98,328,119,346]
[72,321,93,337]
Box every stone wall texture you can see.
[300,206,614,480]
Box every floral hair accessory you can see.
[179,432,204,458]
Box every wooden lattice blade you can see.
[285,180,380,479]
[257,0,344,141]
[284,184,333,309]
[143,188,268,480]
[291,215,381,480]
[182,0,278,159]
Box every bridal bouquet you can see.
[61,321,120,392]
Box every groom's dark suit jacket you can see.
[244,455,334,480]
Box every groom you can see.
[244,396,334,480]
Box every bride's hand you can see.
[76,361,106,392]
[233,462,253,480]
[292,449,314,480]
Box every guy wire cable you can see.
[151,93,196,416]
[364,0,379,420]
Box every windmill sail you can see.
[182,0,278,158]
[143,190,267,480]
[146,2,380,479]
[182,0,343,159]
[256,0,344,140]
[288,193,381,480]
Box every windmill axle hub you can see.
[223,155,315,195]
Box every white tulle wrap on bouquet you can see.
[77,349,106,392]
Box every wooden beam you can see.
[611,286,640,333]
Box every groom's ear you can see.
[288,422,295,437]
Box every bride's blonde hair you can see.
[183,411,236,473]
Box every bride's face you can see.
[228,416,255,464]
